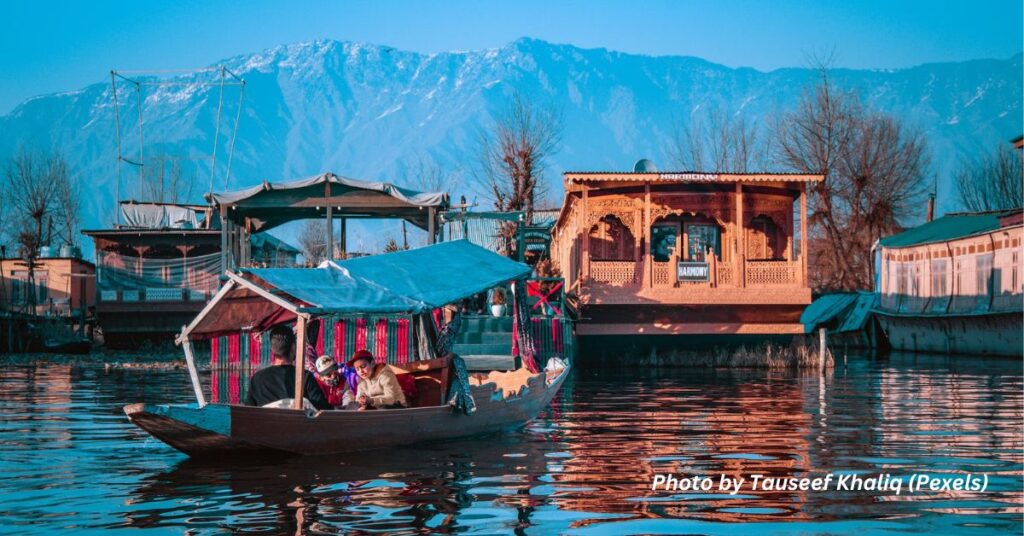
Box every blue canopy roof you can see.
[240,240,530,314]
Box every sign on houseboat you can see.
[677,261,710,282]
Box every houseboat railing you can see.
[589,261,638,285]
[591,259,801,287]
[98,288,215,303]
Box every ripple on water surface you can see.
[0,353,1021,534]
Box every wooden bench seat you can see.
[389,357,451,408]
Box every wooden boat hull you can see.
[125,365,569,457]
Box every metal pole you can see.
[135,81,144,200]
[209,67,226,195]
[224,79,245,190]
[110,71,123,225]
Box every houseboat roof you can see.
[182,240,529,338]
[563,171,824,184]
[879,208,1023,248]
[206,172,449,232]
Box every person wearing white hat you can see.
[313,355,354,409]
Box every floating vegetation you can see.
[633,339,835,369]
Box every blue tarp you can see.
[838,293,879,333]
[245,266,422,314]
[801,291,879,334]
[801,293,858,333]
[242,240,530,314]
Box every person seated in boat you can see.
[313,355,354,409]
[348,349,407,410]
[244,325,331,410]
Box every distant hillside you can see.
[0,38,1020,248]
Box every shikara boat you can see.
[124,240,570,457]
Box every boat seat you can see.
[388,356,451,408]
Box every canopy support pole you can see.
[181,331,207,407]
[325,182,334,261]
[339,218,347,257]
[293,314,308,410]
[428,207,436,244]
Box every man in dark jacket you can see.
[244,324,331,410]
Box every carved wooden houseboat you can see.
[550,160,824,352]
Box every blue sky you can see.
[1,0,1021,114]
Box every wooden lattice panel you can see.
[590,261,638,284]
[652,261,672,286]
[717,265,734,286]
[745,261,798,286]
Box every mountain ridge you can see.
[0,37,1020,246]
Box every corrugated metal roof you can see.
[879,209,1022,248]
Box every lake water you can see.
[0,353,1021,535]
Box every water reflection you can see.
[0,353,1020,534]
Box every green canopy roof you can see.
[241,240,530,314]
[879,209,1021,248]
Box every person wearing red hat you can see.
[347,349,407,410]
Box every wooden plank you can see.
[181,336,208,407]
[461,354,516,371]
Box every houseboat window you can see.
[976,254,993,296]
[589,215,635,261]
[651,224,677,262]
[685,224,721,262]
[896,263,908,296]
[930,259,948,296]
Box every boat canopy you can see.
[182,240,530,339]
[206,172,448,232]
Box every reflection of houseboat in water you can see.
[550,159,823,355]
[874,208,1023,356]
[82,200,299,348]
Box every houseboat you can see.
[874,208,1023,356]
[82,200,299,348]
[549,160,823,355]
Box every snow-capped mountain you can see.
[0,37,1020,243]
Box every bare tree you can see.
[775,66,928,291]
[298,219,328,266]
[669,107,773,172]
[55,168,81,247]
[142,156,195,204]
[955,143,1023,212]
[475,91,562,225]
[382,237,405,253]
[405,154,458,194]
[4,149,74,258]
